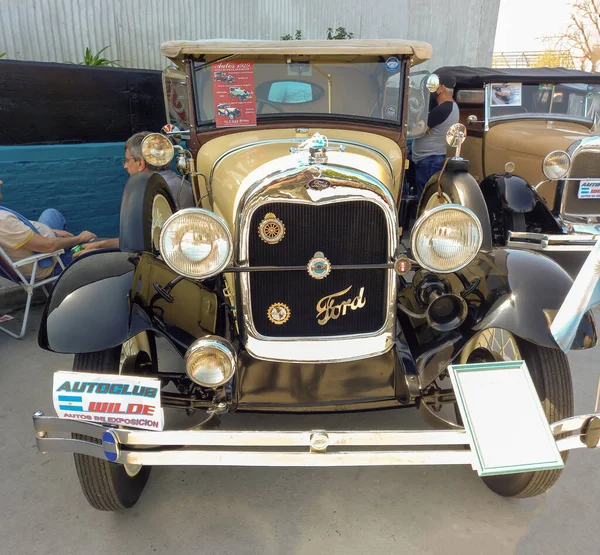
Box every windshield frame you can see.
[191,54,407,131]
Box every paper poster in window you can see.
[490,83,522,107]
[212,61,257,127]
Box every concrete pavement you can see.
[1,306,600,555]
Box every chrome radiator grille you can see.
[563,149,600,217]
[247,201,389,338]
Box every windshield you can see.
[488,82,600,124]
[192,55,406,128]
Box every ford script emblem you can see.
[307,178,331,190]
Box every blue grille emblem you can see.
[307,251,331,280]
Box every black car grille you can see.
[247,201,389,338]
[563,150,600,216]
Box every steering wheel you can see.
[256,99,286,114]
[409,92,425,115]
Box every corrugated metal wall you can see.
[0,0,499,71]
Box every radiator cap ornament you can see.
[267,302,291,325]
[307,251,331,280]
[258,213,286,244]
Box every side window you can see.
[455,89,484,104]
[162,67,189,131]
[406,71,431,139]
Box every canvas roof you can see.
[161,39,432,67]
[436,66,600,86]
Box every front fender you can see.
[412,248,596,387]
[470,248,596,349]
[38,251,151,353]
[480,173,536,213]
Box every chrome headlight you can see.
[141,133,174,167]
[542,150,571,180]
[159,208,233,279]
[185,337,236,388]
[411,204,482,273]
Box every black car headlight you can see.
[159,208,233,279]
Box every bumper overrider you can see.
[32,411,600,470]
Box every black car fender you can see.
[38,251,152,354]
[479,173,537,213]
[412,248,596,387]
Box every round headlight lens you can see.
[542,150,571,180]
[411,204,482,273]
[185,337,236,388]
[159,209,232,279]
[141,133,175,167]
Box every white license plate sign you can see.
[578,181,600,199]
[52,371,164,431]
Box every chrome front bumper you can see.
[508,231,600,252]
[32,411,600,470]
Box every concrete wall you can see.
[0,0,500,72]
[0,144,125,238]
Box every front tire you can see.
[72,333,155,511]
[460,329,573,498]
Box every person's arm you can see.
[427,101,454,129]
[23,230,96,253]
[72,238,119,259]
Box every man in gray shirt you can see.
[411,73,460,196]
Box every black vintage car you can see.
[32,40,600,511]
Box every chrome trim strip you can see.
[237,166,398,363]
[32,412,600,466]
[208,137,395,208]
[507,231,600,251]
[488,114,595,127]
[484,84,490,132]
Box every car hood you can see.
[195,128,404,233]
[487,119,591,154]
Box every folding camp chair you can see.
[0,245,65,339]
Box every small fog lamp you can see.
[185,337,237,388]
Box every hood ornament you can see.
[289,132,346,165]
[307,251,331,280]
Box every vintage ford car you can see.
[32,40,600,511]
[229,86,252,100]
[429,66,600,275]
[216,102,241,120]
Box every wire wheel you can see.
[460,328,521,364]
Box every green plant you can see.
[77,46,121,67]
[281,30,303,40]
[280,27,354,41]
[0,52,6,59]
[326,26,354,40]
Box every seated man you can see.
[75,130,193,258]
[0,179,96,280]
[123,131,195,210]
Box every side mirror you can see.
[426,73,440,93]
[446,123,467,159]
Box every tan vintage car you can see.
[430,66,600,275]
[31,40,600,511]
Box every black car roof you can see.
[435,66,600,87]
